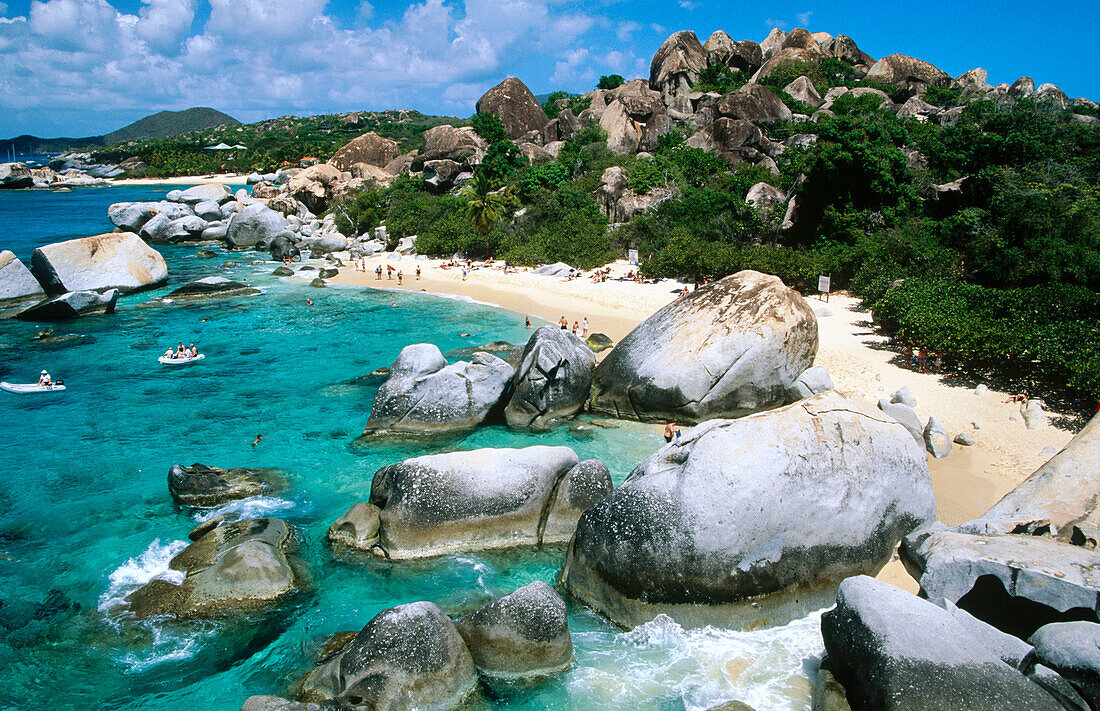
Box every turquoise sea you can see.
[0,186,822,711]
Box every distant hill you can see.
[0,107,240,156]
[102,107,240,143]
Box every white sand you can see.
[111,173,249,186]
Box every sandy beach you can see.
[110,173,249,186]
[332,254,1077,591]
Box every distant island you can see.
[0,107,241,155]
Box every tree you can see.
[597,74,625,90]
[463,172,509,252]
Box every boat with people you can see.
[2,369,65,393]
[160,342,204,365]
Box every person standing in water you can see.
[525,315,531,328]
[663,422,680,443]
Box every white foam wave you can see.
[194,495,295,522]
[571,611,825,711]
[99,538,188,612]
[419,290,502,309]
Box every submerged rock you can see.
[296,601,477,710]
[456,581,573,679]
[30,232,167,295]
[823,575,1067,711]
[327,502,382,551]
[363,343,514,436]
[125,518,309,620]
[505,326,596,429]
[359,446,609,558]
[165,276,260,301]
[589,270,817,423]
[562,391,934,629]
[168,463,275,507]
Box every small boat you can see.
[158,354,206,365]
[1,381,66,393]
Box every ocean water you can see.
[0,186,823,711]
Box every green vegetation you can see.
[692,65,749,94]
[542,92,592,119]
[91,110,463,178]
[597,75,625,90]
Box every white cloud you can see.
[0,0,635,135]
[796,11,812,27]
[0,3,9,15]
[134,0,195,54]
[649,22,665,34]
[615,20,639,42]
[678,0,700,9]
[765,17,788,30]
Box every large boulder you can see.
[685,118,762,154]
[362,343,514,436]
[226,203,290,249]
[456,581,573,679]
[598,100,642,154]
[865,53,952,89]
[589,270,818,422]
[905,530,1100,640]
[0,250,45,306]
[828,34,874,67]
[168,183,233,205]
[15,288,118,321]
[286,163,345,213]
[296,601,477,710]
[475,77,549,140]
[745,182,786,213]
[1029,622,1100,708]
[783,76,824,108]
[413,125,487,170]
[562,391,935,629]
[593,165,663,223]
[786,364,834,402]
[960,410,1100,543]
[30,232,167,295]
[822,575,1068,711]
[650,31,708,110]
[108,202,160,232]
[364,446,609,558]
[329,132,401,170]
[716,84,792,124]
[505,326,595,429]
[168,463,274,507]
[164,276,260,302]
[124,518,309,620]
[0,162,34,189]
[268,233,300,262]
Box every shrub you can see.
[598,74,625,90]
[330,187,387,236]
[479,140,527,183]
[692,65,749,94]
[470,112,508,144]
[922,85,963,107]
[518,162,570,199]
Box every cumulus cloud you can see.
[134,0,195,54]
[0,0,643,136]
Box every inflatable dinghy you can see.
[1,381,66,393]
[159,354,205,365]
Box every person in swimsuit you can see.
[664,422,679,442]
[175,342,186,359]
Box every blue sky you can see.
[1,0,1097,138]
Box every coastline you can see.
[332,254,1076,592]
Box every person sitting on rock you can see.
[37,370,52,387]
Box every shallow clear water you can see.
[0,186,822,711]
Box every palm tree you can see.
[463,172,506,253]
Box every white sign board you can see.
[818,275,831,293]
[628,249,639,265]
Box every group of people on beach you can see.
[900,343,944,374]
[365,263,421,285]
[558,316,589,338]
[163,342,199,360]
